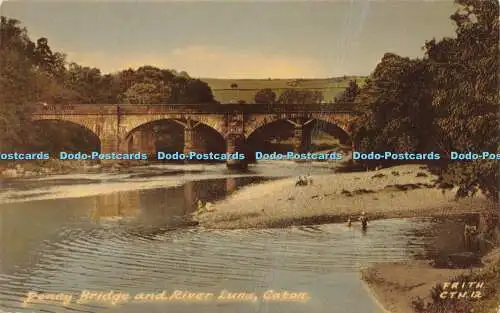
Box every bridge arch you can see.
[245,116,353,162]
[120,115,225,139]
[32,116,100,137]
[124,118,226,157]
[246,117,353,143]
[308,117,352,146]
[31,118,101,152]
[245,115,353,141]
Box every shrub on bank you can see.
[412,261,500,313]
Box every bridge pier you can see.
[99,135,122,165]
[183,126,194,156]
[183,120,204,163]
[128,132,140,152]
[183,125,204,155]
[292,124,312,154]
[128,130,155,156]
[226,177,237,193]
[286,118,313,157]
[226,133,248,170]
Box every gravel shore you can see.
[194,164,491,229]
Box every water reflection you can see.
[0,174,496,313]
[408,212,499,268]
[90,192,141,223]
[0,177,272,275]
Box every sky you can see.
[1,0,458,78]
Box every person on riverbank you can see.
[307,174,313,185]
[464,224,479,250]
[295,176,307,186]
[359,212,368,230]
[196,199,206,213]
[346,216,352,227]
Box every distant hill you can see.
[200,76,367,103]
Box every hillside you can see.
[200,76,367,103]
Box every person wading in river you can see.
[359,212,368,230]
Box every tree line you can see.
[252,80,358,107]
[0,16,219,152]
[0,17,216,106]
[349,0,498,202]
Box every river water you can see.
[0,162,474,313]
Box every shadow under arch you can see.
[308,118,352,147]
[246,118,352,163]
[31,119,100,153]
[125,118,226,161]
[246,119,295,163]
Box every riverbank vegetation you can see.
[350,0,499,203]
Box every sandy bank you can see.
[361,247,500,313]
[360,261,469,313]
[195,164,491,229]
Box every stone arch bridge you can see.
[31,104,358,168]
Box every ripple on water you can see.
[0,217,450,313]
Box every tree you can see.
[0,17,39,150]
[171,77,214,104]
[178,71,190,78]
[113,68,214,104]
[425,0,499,201]
[351,53,434,154]
[182,79,215,103]
[123,82,171,104]
[336,80,359,103]
[277,89,324,109]
[64,63,104,103]
[0,16,35,57]
[254,88,276,105]
[134,66,174,85]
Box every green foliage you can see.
[335,79,359,103]
[0,17,38,150]
[123,82,171,104]
[425,0,499,201]
[352,0,499,202]
[352,54,434,153]
[0,15,217,153]
[277,89,323,109]
[254,88,277,105]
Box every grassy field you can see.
[200,76,367,104]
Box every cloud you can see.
[65,45,327,78]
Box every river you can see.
[0,162,474,313]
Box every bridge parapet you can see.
[32,104,119,115]
[30,103,357,115]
